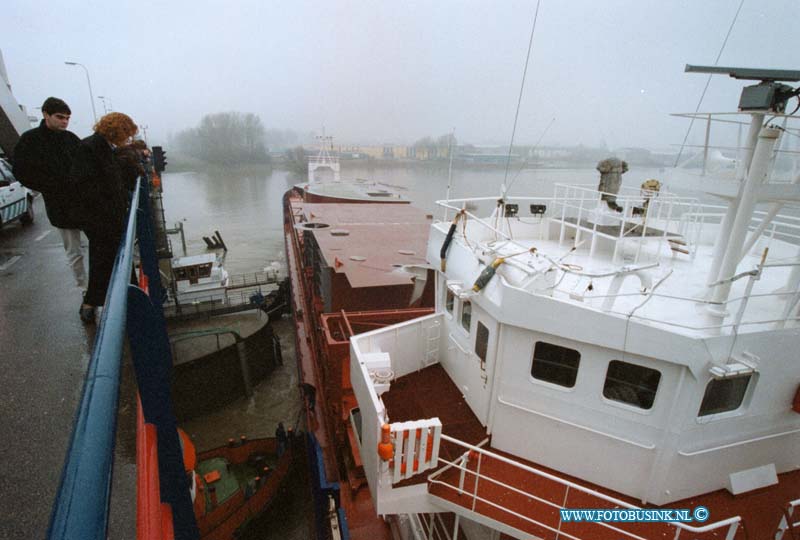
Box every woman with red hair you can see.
[71,112,138,323]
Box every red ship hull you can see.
[282,186,434,539]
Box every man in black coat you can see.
[13,97,86,289]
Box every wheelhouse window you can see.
[603,360,661,410]
[461,300,472,332]
[445,289,455,315]
[475,322,489,365]
[531,342,580,388]
[698,375,751,416]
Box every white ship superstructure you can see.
[302,133,409,204]
[347,67,800,540]
[308,134,341,184]
[171,253,229,303]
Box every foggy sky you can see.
[2,0,797,150]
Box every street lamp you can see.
[64,61,97,122]
[97,95,111,114]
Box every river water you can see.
[156,161,721,539]
[159,163,700,274]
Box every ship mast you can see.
[308,127,340,183]
[685,65,800,314]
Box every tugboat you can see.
[170,253,230,304]
[181,428,295,540]
[346,66,800,539]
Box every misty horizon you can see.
[3,1,797,152]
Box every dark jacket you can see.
[115,145,146,193]
[70,132,129,238]
[12,120,81,228]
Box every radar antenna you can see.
[683,64,800,313]
[685,64,800,113]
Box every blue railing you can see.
[46,179,141,540]
[46,174,198,540]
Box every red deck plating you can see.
[283,188,436,539]
[383,364,800,540]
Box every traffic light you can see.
[152,146,168,172]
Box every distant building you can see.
[530,146,570,159]
[458,152,520,165]
[455,145,520,165]
[334,143,450,161]
[614,147,656,166]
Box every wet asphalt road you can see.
[0,195,137,539]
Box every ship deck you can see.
[290,199,432,288]
[382,363,800,539]
[301,180,410,204]
[438,215,800,339]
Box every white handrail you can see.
[775,499,800,540]
[436,187,800,332]
[606,312,800,332]
[427,434,742,538]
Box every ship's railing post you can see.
[558,186,568,246]
[725,521,739,540]
[555,484,570,538]
[774,498,800,540]
[457,452,468,496]
[471,452,482,512]
[574,189,585,249]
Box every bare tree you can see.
[174,112,270,165]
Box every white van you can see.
[0,157,33,228]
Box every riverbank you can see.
[166,150,620,174]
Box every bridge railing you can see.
[47,174,199,540]
[46,178,142,540]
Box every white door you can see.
[449,300,498,425]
